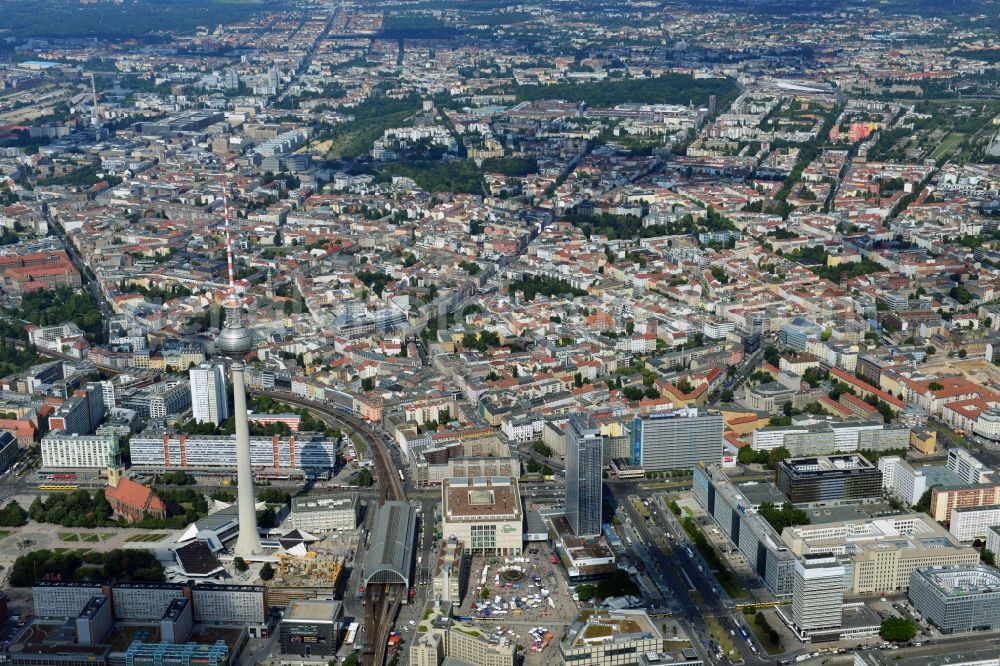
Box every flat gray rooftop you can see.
[363,500,416,587]
[736,481,786,507]
[914,464,968,490]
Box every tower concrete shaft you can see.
[231,360,261,557]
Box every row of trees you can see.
[508,275,587,302]
[250,395,341,438]
[0,500,27,526]
[514,73,738,110]
[9,548,164,587]
[756,502,810,532]
[176,416,295,438]
[12,287,105,342]
[736,445,791,469]
[28,487,209,530]
[575,569,639,602]
[461,331,502,352]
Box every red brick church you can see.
[106,477,167,522]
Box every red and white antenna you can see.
[223,184,237,299]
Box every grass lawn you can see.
[718,573,750,600]
[705,616,738,659]
[350,433,369,457]
[81,533,100,543]
[125,533,168,543]
[930,132,965,160]
[58,532,79,542]
[743,611,783,655]
[100,532,115,541]
[0,530,12,539]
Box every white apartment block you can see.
[752,420,907,456]
[33,582,105,619]
[41,433,119,469]
[949,504,1000,542]
[191,585,266,627]
[987,525,1000,556]
[112,583,185,621]
[130,432,338,471]
[190,363,229,426]
[878,456,928,507]
[501,418,538,443]
[948,448,994,485]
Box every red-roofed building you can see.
[819,395,853,418]
[904,376,1000,416]
[839,392,880,420]
[830,368,906,410]
[106,478,167,522]
[0,418,37,445]
[0,250,80,295]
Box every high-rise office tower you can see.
[791,554,844,641]
[631,407,723,472]
[565,413,604,537]
[190,362,229,426]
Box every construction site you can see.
[263,551,347,607]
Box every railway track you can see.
[253,391,404,666]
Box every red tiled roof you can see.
[840,392,878,413]
[819,396,853,417]
[830,368,905,408]
[106,478,165,513]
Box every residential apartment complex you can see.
[930,483,1000,523]
[751,419,909,456]
[47,383,106,435]
[130,432,338,471]
[878,456,928,507]
[948,504,1000,542]
[190,362,229,426]
[632,408,723,471]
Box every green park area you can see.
[125,533,169,543]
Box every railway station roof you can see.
[364,500,416,587]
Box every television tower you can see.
[217,186,261,558]
[90,73,100,128]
